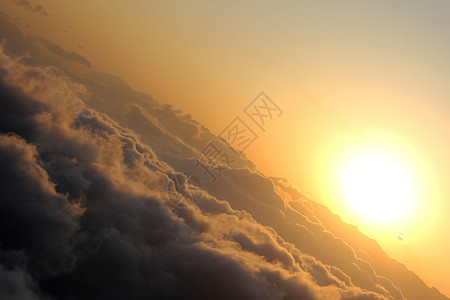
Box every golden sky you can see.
[3,0,450,296]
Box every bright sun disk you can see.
[338,151,417,223]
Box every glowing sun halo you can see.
[338,151,417,223]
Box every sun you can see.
[337,150,418,223]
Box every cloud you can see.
[13,0,32,10]
[34,36,91,67]
[31,4,51,17]
[0,133,82,275]
[12,0,51,17]
[0,17,448,298]
[0,265,38,300]
[0,47,401,300]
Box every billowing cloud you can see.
[0,266,38,300]
[0,17,448,300]
[0,46,398,300]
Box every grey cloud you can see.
[0,265,38,300]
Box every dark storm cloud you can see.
[0,47,400,300]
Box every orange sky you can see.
[3,0,450,295]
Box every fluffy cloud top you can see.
[0,45,396,300]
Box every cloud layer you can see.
[0,15,448,299]
[0,46,399,300]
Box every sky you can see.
[2,0,449,296]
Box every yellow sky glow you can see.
[2,0,449,296]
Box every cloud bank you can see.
[0,14,448,299]
[0,46,398,300]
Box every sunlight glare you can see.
[338,151,418,223]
